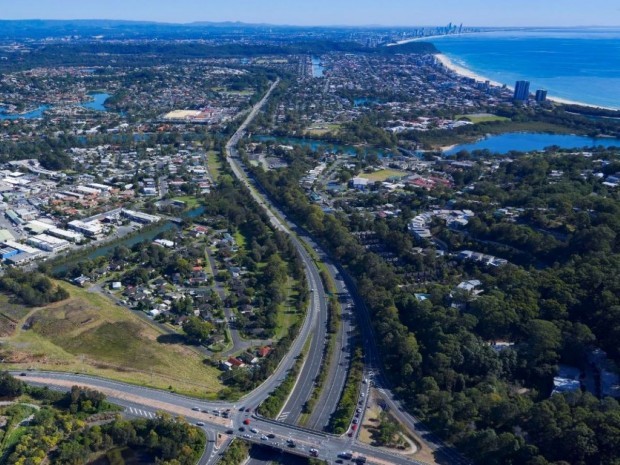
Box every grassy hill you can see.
[0,282,222,398]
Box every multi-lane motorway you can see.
[18,80,467,465]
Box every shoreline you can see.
[387,33,472,46]
[434,53,618,111]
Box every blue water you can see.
[80,92,110,111]
[254,135,390,157]
[444,132,620,156]
[354,98,379,107]
[311,57,324,78]
[0,105,50,120]
[430,29,620,109]
[0,92,110,120]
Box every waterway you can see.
[0,92,111,120]
[253,135,390,157]
[444,132,620,156]
[52,206,205,274]
[311,57,324,78]
[0,105,51,120]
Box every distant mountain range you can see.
[0,19,404,40]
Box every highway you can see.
[17,371,430,465]
[16,80,467,465]
[304,256,353,431]
[223,79,335,430]
[222,79,467,464]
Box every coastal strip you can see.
[434,53,616,110]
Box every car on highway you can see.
[238,426,245,432]
[309,448,319,457]
[243,434,251,439]
[250,428,258,434]
[226,429,234,435]
[267,433,276,439]
[192,407,200,411]
[195,422,205,427]
[351,424,358,431]
[260,435,268,440]
[243,419,250,425]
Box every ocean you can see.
[430,28,620,110]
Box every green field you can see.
[274,277,301,340]
[172,196,201,208]
[0,283,223,398]
[456,113,510,123]
[359,169,408,182]
[207,150,223,181]
[305,123,341,136]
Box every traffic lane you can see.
[281,267,326,424]
[239,249,322,408]
[20,374,234,428]
[307,281,354,429]
[22,373,431,465]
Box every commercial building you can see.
[3,240,41,256]
[68,219,103,237]
[27,234,70,252]
[5,210,23,225]
[47,227,84,243]
[513,80,530,101]
[121,209,160,224]
[0,247,19,260]
[535,89,548,102]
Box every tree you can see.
[183,317,214,344]
[0,372,24,398]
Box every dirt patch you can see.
[360,388,439,465]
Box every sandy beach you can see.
[434,53,616,110]
[435,53,504,87]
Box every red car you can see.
[243,419,250,425]
[351,424,357,431]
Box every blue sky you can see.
[2,0,620,27]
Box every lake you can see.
[311,57,324,78]
[444,132,620,156]
[0,92,111,120]
[80,92,110,111]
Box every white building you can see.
[68,219,103,237]
[27,234,70,252]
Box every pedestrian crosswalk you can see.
[125,407,157,419]
[277,411,290,421]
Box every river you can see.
[52,206,205,274]
[253,135,391,157]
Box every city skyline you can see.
[2,0,620,27]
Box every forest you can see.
[246,147,620,465]
[0,373,205,465]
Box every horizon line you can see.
[1,18,620,29]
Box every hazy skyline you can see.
[2,0,620,27]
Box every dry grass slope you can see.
[0,282,222,398]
